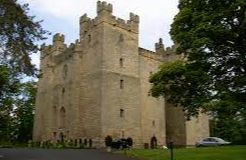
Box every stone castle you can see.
[33,1,209,147]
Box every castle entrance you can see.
[59,132,65,142]
[150,136,157,149]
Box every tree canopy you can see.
[150,0,246,143]
[0,0,47,143]
[0,0,47,75]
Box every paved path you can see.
[0,148,139,160]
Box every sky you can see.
[19,0,179,67]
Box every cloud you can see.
[20,0,179,49]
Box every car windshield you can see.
[212,137,225,142]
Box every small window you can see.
[150,71,153,75]
[120,79,124,89]
[88,35,91,42]
[121,131,125,138]
[62,88,65,94]
[63,65,68,79]
[120,58,123,67]
[120,109,124,117]
[119,34,124,42]
[152,120,156,127]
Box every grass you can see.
[118,146,246,160]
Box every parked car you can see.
[196,137,231,147]
[111,138,128,149]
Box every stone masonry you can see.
[33,1,209,148]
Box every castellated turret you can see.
[97,1,113,15]
[80,1,139,39]
[33,1,209,148]
[155,38,165,54]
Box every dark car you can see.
[111,138,128,149]
[196,137,231,147]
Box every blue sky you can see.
[19,0,179,67]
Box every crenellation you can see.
[80,14,92,38]
[68,43,75,50]
[116,18,130,30]
[97,1,113,15]
[79,1,139,38]
[155,38,165,54]
[80,14,90,23]
[139,48,164,62]
[117,18,126,24]
[75,39,79,44]
[53,33,65,44]
[129,13,140,23]
[40,44,52,59]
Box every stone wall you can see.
[139,48,166,147]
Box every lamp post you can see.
[168,141,174,160]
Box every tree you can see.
[0,0,47,143]
[150,0,246,143]
[0,0,47,75]
[14,82,37,142]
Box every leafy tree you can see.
[150,0,246,143]
[0,0,47,143]
[0,0,47,75]
[14,82,37,142]
[0,65,20,142]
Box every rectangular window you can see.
[152,120,156,127]
[120,79,124,89]
[120,109,124,117]
[122,131,125,138]
[120,58,123,67]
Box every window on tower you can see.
[120,79,124,89]
[152,120,156,127]
[120,109,124,117]
[63,64,68,79]
[120,58,123,67]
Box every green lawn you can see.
[119,146,246,160]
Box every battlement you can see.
[155,38,165,54]
[97,1,113,15]
[139,47,163,61]
[40,33,71,60]
[53,33,65,43]
[139,38,179,62]
[80,1,139,38]
[80,14,90,23]
[130,13,140,23]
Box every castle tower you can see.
[78,1,143,145]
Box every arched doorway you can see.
[59,132,64,142]
[150,136,157,149]
[59,107,66,129]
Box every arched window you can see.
[59,107,66,129]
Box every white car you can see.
[196,137,231,147]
